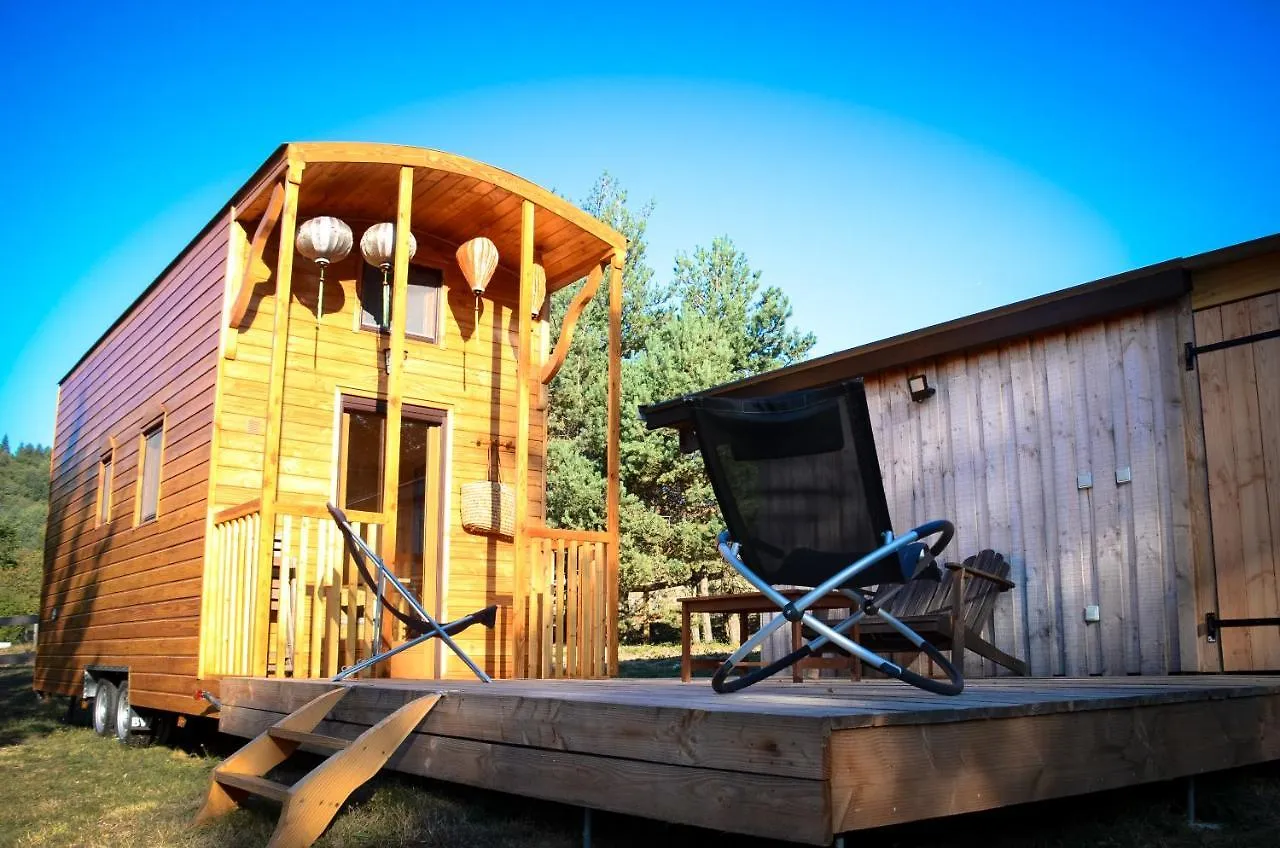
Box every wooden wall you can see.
[213,225,546,680]
[36,219,228,713]
[858,300,1201,677]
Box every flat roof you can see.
[640,230,1280,431]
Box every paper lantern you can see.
[296,216,353,267]
[530,263,547,318]
[360,222,417,270]
[456,236,499,297]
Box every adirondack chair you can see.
[834,549,1029,676]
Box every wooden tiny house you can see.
[644,233,1280,679]
[37,142,626,720]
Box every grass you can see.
[3,661,1280,847]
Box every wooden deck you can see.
[218,675,1280,845]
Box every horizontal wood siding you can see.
[36,220,228,714]
[855,301,1200,677]
[213,223,546,680]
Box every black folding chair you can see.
[641,380,964,695]
[325,502,496,682]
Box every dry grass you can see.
[3,663,1280,847]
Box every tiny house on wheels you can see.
[36,142,626,742]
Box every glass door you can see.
[338,397,446,678]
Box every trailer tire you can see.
[114,680,143,745]
[92,680,118,737]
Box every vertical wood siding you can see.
[36,222,228,713]
[855,303,1198,677]
[211,225,547,681]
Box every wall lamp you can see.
[907,374,936,403]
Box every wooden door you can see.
[1195,291,1280,670]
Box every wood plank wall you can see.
[36,220,229,713]
[858,302,1200,677]
[213,225,546,680]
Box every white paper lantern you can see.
[296,216,353,266]
[456,236,499,297]
[360,222,417,270]
[530,263,547,318]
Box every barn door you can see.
[1194,291,1280,671]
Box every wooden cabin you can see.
[36,142,626,720]
[643,232,1280,679]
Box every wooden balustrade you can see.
[522,527,614,679]
[201,500,385,679]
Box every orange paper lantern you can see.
[456,237,499,297]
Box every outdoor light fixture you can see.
[530,263,547,319]
[907,374,936,403]
[456,236,499,299]
[361,223,418,330]
[296,216,353,323]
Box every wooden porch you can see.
[217,674,1280,845]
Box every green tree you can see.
[545,178,815,641]
[0,443,49,640]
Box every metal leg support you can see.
[582,807,593,848]
[1186,775,1221,830]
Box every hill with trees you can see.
[0,437,49,639]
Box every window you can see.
[95,451,113,527]
[359,264,443,342]
[137,423,164,523]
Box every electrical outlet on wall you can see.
[1084,604,1101,623]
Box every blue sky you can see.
[1,2,1277,446]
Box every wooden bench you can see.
[677,589,862,682]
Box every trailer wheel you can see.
[92,680,118,737]
[114,681,154,746]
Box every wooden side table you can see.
[677,589,862,683]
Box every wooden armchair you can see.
[849,549,1028,676]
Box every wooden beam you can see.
[252,159,302,677]
[606,250,624,676]
[539,263,604,384]
[514,200,535,678]
[227,183,285,334]
[381,166,415,677]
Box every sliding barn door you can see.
[1195,291,1280,671]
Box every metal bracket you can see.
[1205,611,1280,643]
[1185,328,1280,371]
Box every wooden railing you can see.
[201,499,385,679]
[521,527,617,679]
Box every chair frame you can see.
[711,524,965,696]
[326,503,493,683]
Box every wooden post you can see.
[252,159,303,676]
[513,200,535,677]
[381,166,415,676]
[606,250,624,676]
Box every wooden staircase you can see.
[194,687,441,848]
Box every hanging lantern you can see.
[360,223,417,330]
[456,236,499,298]
[530,263,547,319]
[295,216,353,323]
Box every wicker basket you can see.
[461,480,515,539]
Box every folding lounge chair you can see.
[642,379,964,695]
[325,502,496,682]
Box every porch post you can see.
[253,157,303,676]
[378,165,416,674]
[606,249,624,676]
[513,199,535,677]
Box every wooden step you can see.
[268,727,351,752]
[214,771,291,804]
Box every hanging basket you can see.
[461,481,515,539]
[461,442,514,539]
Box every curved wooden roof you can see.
[239,142,626,292]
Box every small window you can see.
[137,423,164,524]
[96,451,113,527]
[360,265,442,342]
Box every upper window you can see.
[359,264,443,342]
[95,451,113,527]
[137,423,164,524]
